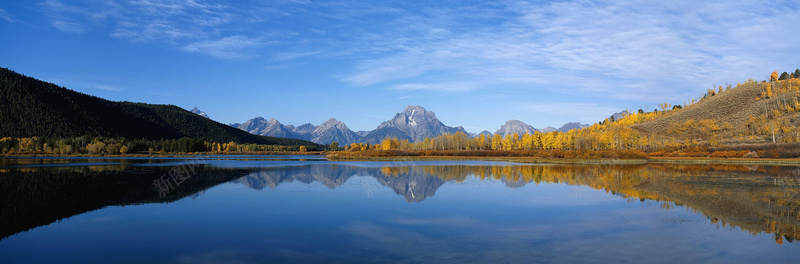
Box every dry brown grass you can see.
[633,82,767,139]
[327,149,649,159]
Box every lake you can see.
[1,155,799,263]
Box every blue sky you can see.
[1,1,799,133]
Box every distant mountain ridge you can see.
[233,105,598,145]
[234,106,467,145]
[492,120,589,136]
[236,117,298,139]
[495,120,537,136]
[558,122,590,132]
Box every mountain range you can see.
[225,105,592,145]
[493,120,589,136]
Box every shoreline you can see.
[325,155,800,165]
[0,151,326,158]
[2,152,800,165]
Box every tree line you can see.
[358,109,668,152]
[0,135,323,155]
[347,68,800,156]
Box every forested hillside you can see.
[0,67,319,148]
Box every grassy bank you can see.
[5,150,799,166]
[326,155,649,164]
[325,150,800,165]
[327,149,649,159]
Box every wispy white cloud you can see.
[38,0,284,59]
[51,20,85,33]
[40,0,89,33]
[339,0,800,102]
[182,35,263,59]
[115,0,230,40]
[40,0,257,55]
[272,50,321,61]
[111,21,202,41]
[342,53,446,87]
[36,0,800,93]
[0,8,13,22]
[391,82,477,92]
[94,84,123,91]
[41,0,82,14]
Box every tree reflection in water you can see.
[1,161,799,244]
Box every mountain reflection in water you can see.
[1,160,799,245]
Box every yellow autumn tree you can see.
[349,143,367,151]
[520,133,534,150]
[476,134,487,150]
[380,137,401,150]
[763,83,773,99]
[502,133,517,150]
[532,131,543,149]
[491,134,503,150]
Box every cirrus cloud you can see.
[339,0,800,102]
[182,35,265,59]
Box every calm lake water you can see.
[1,155,799,263]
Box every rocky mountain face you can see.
[232,105,600,145]
[311,118,361,145]
[234,105,469,145]
[494,120,537,136]
[236,117,297,139]
[492,120,590,136]
[557,122,590,132]
[611,110,631,121]
[234,117,359,145]
[539,126,557,133]
[361,127,412,144]
[369,105,467,143]
[190,107,209,118]
[292,123,317,135]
